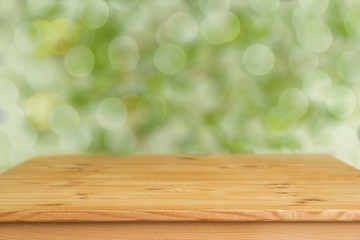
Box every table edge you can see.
[1,209,360,222]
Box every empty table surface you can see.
[1,154,360,222]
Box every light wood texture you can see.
[1,222,360,240]
[1,154,360,222]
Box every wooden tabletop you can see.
[1,154,360,222]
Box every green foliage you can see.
[0,0,360,171]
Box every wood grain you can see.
[1,154,360,222]
[1,222,360,240]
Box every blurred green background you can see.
[1,0,360,172]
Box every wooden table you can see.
[1,154,360,239]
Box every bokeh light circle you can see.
[326,86,356,118]
[243,43,275,76]
[201,11,240,45]
[250,0,280,15]
[154,44,186,75]
[64,46,95,78]
[15,22,43,52]
[78,0,109,29]
[50,104,80,135]
[302,70,332,102]
[0,79,18,103]
[337,51,360,83]
[23,93,65,130]
[165,12,198,44]
[33,20,58,57]
[300,0,329,15]
[198,0,230,15]
[278,88,308,120]
[108,36,140,72]
[50,18,80,55]
[297,20,332,53]
[96,98,127,130]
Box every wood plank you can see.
[1,222,360,240]
[1,154,360,222]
